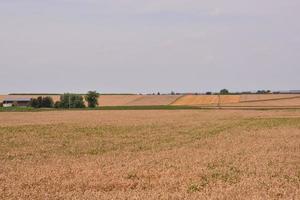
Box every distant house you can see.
[3,98,31,107]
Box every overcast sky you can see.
[0,0,299,94]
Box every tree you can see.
[206,92,212,95]
[220,89,229,95]
[257,90,271,94]
[54,101,61,108]
[37,96,43,107]
[30,96,54,108]
[85,91,99,108]
[41,96,54,108]
[30,98,40,108]
[71,95,85,108]
[59,93,85,108]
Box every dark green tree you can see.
[37,96,43,107]
[85,91,100,108]
[30,98,39,108]
[220,89,229,95]
[41,96,54,108]
[60,93,85,108]
[71,95,85,108]
[30,96,54,108]
[54,101,61,108]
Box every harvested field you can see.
[125,95,181,106]
[1,110,300,199]
[219,95,240,104]
[223,96,300,107]
[240,94,300,102]
[172,95,218,105]
[98,95,142,106]
[172,95,240,106]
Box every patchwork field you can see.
[98,95,142,106]
[2,94,300,108]
[1,110,300,199]
[171,95,241,106]
[172,94,300,107]
[240,94,300,102]
[172,95,219,105]
[223,96,300,107]
[125,95,181,106]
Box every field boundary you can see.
[168,95,184,105]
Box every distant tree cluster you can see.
[54,91,100,109]
[256,90,271,94]
[55,93,85,108]
[28,91,100,109]
[220,89,229,95]
[30,96,54,108]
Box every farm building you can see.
[2,98,31,107]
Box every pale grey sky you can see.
[0,0,299,94]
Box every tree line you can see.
[30,91,99,108]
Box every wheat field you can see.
[1,110,299,199]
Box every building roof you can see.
[4,98,31,102]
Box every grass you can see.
[0,105,202,112]
[2,105,300,112]
[0,107,38,112]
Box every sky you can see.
[0,0,299,94]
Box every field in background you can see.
[2,94,300,108]
[240,94,300,102]
[171,95,241,106]
[97,95,142,106]
[223,97,300,107]
[0,110,300,199]
[125,95,181,106]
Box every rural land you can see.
[0,92,300,199]
[2,0,299,199]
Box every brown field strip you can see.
[240,94,300,102]
[98,95,142,106]
[172,95,240,106]
[223,96,300,107]
[125,95,182,106]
